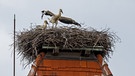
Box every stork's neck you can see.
[58,10,62,17]
[44,22,47,26]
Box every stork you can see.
[41,10,81,27]
[48,9,63,28]
[42,20,48,30]
[36,20,48,30]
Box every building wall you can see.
[37,59,103,76]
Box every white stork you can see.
[41,10,81,27]
[36,20,48,30]
[49,9,63,28]
[42,20,48,30]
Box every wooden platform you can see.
[42,46,104,51]
[42,46,104,60]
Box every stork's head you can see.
[41,10,45,13]
[41,10,45,19]
[59,9,63,14]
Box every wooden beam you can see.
[42,46,104,51]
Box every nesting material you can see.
[16,26,119,66]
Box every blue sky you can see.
[0,0,135,76]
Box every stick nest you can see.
[16,26,119,66]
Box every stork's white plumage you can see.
[49,9,63,28]
[42,20,48,30]
[36,20,48,30]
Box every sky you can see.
[0,0,135,76]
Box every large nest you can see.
[16,26,119,66]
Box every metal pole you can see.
[13,14,16,76]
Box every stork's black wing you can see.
[41,10,55,19]
[44,10,54,16]
[59,17,81,27]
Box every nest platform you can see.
[16,26,118,65]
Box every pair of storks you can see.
[41,9,81,28]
